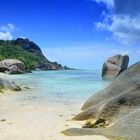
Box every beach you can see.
[0,0,138,139]
[0,71,109,140]
[0,93,108,140]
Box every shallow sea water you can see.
[1,70,110,106]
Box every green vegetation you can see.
[0,39,49,70]
[0,38,69,70]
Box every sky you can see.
[0,0,140,69]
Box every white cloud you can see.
[95,14,140,45]
[95,11,112,30]
[110,15,140,45]
[0,23,16,32]
[0,23,16,40]
[94,0,140,46]
[94,0,114,8]
[0,32,13,40]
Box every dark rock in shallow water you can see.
[0,119,6,122]
[0,78,21,91]
[25,69,32,73]
[102,54,129,80]
[63,61,140,140]
[23,86,30,89]
[9,69,26,74]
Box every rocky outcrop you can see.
[102,54,129,80]
[62,61,140,140]
[0,38,70,70]
[0,78,21,92]
[16,38,44,56]
[0,59,25,74]
[16,38,70,70]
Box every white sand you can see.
[0,92,109,140]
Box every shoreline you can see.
[0,71,109,140]
[0,91,109,140]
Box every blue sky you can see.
[0,0,140,69]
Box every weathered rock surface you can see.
[62,109,140,140]
[0,59,25,74]
[0,78,21,91]
[102,54,129,80]
[62,61,140,140]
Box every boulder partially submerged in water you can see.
[62,61,140,140]
[102,54,129,80]
[0,59,26,74]
[0,78,21,92]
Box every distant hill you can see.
[0,38,70,70]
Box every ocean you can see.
[0,70,111,140]
[2,70,110,106]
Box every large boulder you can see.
[62,61,140,140]
[102,54,129,80]
[0,59,25,74]
[0,78,21,91]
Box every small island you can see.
[0,38,70,73]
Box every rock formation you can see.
[0,78,21,92]
[62,61,140,140]
[0,59,25,74]
[102,54,129,80]
[0,38,71,70]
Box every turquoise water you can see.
[5,70,110,105]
